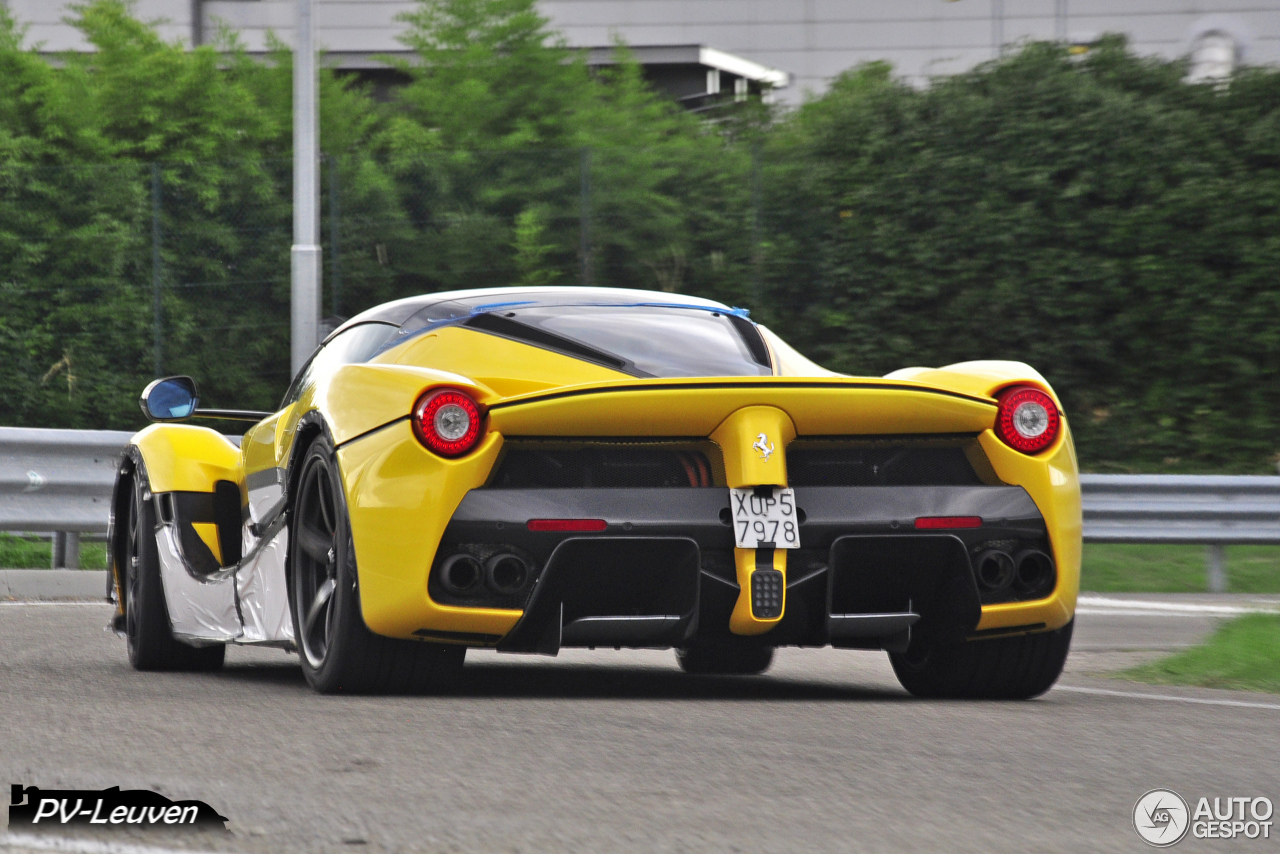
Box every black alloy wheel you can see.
[293,452,342,671]
[123,471,225,671]
[888,620,1073,700]
[289,434,465,694]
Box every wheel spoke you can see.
[125,482,144,642]
[303,577,335,642]
[129,488,142,552]
[316,472,335,534]
[297,522,332,564]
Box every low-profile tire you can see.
[676,640,774,675]
[888,620,1073,700]
[290,434,465,694]
[123,472,225,672]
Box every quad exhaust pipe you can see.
[439,553,483,595]
[973,548,1055,597]
[485,553,529,595]
[438,551,531,596]
[974,549,1015,592]
[1012,549,1054,596]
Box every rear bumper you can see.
[447,485,1044,548]
[428,485,1070,652]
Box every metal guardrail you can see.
[1080,473,1280,592]
[3,428,1280,587]
[1080,474,1280,545]
[0,427,132,568]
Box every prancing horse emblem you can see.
[753,433,775,462]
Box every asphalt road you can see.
[2,596,1279,854]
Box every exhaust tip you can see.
[439,553,483,595]
[1014,549,1055,596]
[485,553,529,595]
[974,550,1015,592]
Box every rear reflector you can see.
[914,516,983,530]
[527,519,608,532]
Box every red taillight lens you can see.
[914,516,983,530]
[412,389,483,457]
[994,386,1061,455]
[527,519,608,532]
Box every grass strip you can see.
[1081,543,1280,593]
[0,533,108,570]
[1120,613,1280,693]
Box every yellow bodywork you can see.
[131,423,242,494]
[125,307,1081,645]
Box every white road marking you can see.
[1075,609,1233,617]
[0,833,239,854]
[0,601,109,607]
[1077,595,1280,617]
[1055,685,1280,711]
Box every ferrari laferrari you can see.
[109,287,1080,697]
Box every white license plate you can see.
[730,487,800,549]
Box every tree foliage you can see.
[3,2,1280,472]
[768,40,1280,471]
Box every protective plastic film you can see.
[156,525,240,643]
[236,523,295,643]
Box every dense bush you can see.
[766,42,1280,471]
[3,2,1280,472]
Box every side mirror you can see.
[140,376,199,422]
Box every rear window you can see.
[466,305,772,378]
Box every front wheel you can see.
[122,471,225,672]
[290,435,464,694]
[889,621,1073,700]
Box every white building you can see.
[6,1,1277,102]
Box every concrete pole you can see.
[291,0,322,376]
[992,0,1004,57]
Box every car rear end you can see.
[344,374,1080,657]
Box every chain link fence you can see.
[0,146,826,431]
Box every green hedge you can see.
[3,2,1280,473]
[764,42,1280,472]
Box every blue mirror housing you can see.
[140,376,199,422]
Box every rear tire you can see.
[123,472,226,672]
[676,640,774,675]
[290,434,465,694]
[889,620,1073,700]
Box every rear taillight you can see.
[412,389,483,457]
[527,519,608,532]
[994,386,1060,455]
[914,516,983,530]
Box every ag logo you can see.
[1134,789,1190,847]
[752,433,775,462]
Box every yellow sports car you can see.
[109,286,1080,697]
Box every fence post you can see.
[580,147,592,287]
[65,533,80,571]
[1206,544,1227,593]
[327,154,342,317]
[151,163,163,378]
[51,532,66,569]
